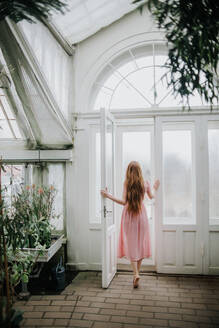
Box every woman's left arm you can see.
[146,179,160,199]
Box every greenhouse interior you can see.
[0,0,219,327]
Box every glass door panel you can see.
[208,126,219,225]
[117,127,155,267]
[162,128,195,225]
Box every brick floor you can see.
[14,271,219,328]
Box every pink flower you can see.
[26,185,30,190]
[38,188,43,194]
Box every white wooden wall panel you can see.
[209,232,219,271]
[183,231,196,266]
[162,231,176,266]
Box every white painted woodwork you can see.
[0,149,72,162]
[155,116,202,274]
[100,108,117,288]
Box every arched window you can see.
[92,43,206,111]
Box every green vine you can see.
[0,0,67,23]
[134,0,219,107]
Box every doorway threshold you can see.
[117,264,156,272]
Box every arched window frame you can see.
[90,42,209,112]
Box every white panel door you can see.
[100,108,117,288]
[155,116,203,274]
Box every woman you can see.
[101,161,160,288]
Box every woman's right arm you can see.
[100,181,127,206]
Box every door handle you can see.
[104,206,112,218]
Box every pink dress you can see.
[117,182,151,261]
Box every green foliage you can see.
[0,184,59,327]
[133,0,219,106]
[0,298,23,328]
[0,0,67,23]
[10,185,59,249]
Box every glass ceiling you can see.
[52,0,144,44]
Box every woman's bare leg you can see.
[131,261,140,288]
[137,259,142,274]
[130,261,138,277]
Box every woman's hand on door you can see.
[101,187,109,198]
[153,179,160,191]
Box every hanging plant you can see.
[133,0,219,107]
[0,0,67,23]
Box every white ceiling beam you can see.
[0,149,73,162]
[41,18,75,55]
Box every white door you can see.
[155,116,203,274]
[204,118,219,275]
[100,108,117,288]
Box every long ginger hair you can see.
[125,161,145,215]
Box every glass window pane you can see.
[96,132,101,219]
[163,129,194,224]
[208,128,219,223]
[95,130,113,220]
[155,55,168,66]
[110,79,150,109]
[0,105,4,118]
[2,165,25,205]
[1,96,15,119]
[48,164,64,231]
[123,131,151,181]
[126,68,154,106]
[10,120,22,139]
[122,131,152,218]
[0,120,13,138]
[136,56,153,68]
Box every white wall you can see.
[68,8,164,270]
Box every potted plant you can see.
[0,188,35,328]
[11,184,59,249]
[0,182,61,327]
